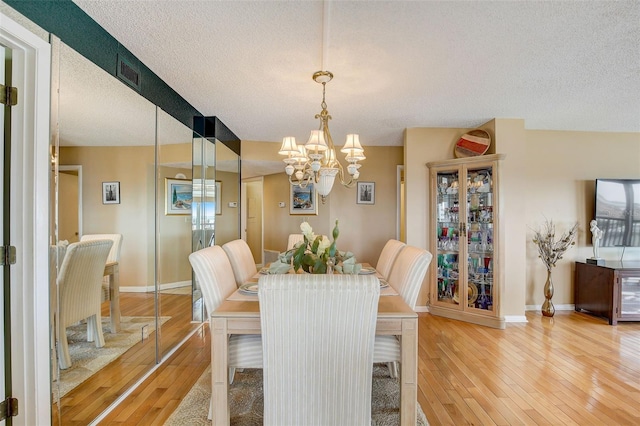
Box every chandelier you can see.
[278,70,365,203]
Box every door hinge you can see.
[0,245,17,266]
[0,84,18,106]
[0,397,18,420]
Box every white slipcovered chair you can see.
[221,239,257,287]
[286,233,304,250]
[259,274,380,426]
[374,245,433,377]
[80,233,123,301]
[376,239,406,280]
[188,246,263,419]
[56,239,113,370]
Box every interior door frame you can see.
[0,12,51,424]
[58,165,82,241]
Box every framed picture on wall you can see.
[102,181,120,204]
[165,178,192,215]
[290,183,318,215]
[356,181,375,205]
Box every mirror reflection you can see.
[50,41,197,423]
[156,107,201,359]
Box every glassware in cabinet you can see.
[435,170,461,306]
[427,153,505,328]
[466,167,494,312]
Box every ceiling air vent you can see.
[116,55,141,91]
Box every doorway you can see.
[242,178,263,265]
[0,11,52,424]
[58,165,82,243]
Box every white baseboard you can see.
[120,280,191,293]
[504,315,528,323]
[525,304,575,312]
[415,305,429,313]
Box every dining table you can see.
[209,264,419,425]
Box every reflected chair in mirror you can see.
[56,239,113,370]
[80,234,123,301]
[259,274,380,425]
[188,246,263,419]
[222,239,258,287]
[374,245,433,378]
[286,233,304,250]
[376,239,406,280]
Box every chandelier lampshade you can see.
[279,71,365,203]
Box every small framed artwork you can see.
[356,181,375,205]
[215,181,222,215]
[290,183,318,215]
[165,178,192,215]
[102,181,120,204]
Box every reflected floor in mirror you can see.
[52,292,199,425]
[53,315,170,400]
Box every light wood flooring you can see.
[52,292,200,425]
[58,292,640,425]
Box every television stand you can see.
[574,261,640,325]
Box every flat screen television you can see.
[594,179,640,247]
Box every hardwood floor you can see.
[52,292,200,425]
[60,293,640,425]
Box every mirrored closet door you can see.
[49,39,197,424]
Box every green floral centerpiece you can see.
[277,220,360,274]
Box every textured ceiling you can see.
[71,0,640,149]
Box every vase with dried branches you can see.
[532,220,578,317]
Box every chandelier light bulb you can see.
[285,164,294,176]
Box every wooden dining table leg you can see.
[211,317,230,425]
[108,263,120,333]
[400,317,418,426]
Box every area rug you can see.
[165,364,429,425]
[53,315,170,400]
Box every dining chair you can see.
[286,233,304,250]
[56,239,113,370]
[376,239,406,280]
[221,239,258,287]
[80,233,123,301]
[188,246,263,418]
[259,274,380,426]
[374,245,432,378]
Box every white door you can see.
[1,12,52,425]
[0,43,8,425]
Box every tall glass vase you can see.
[541,269,555,317]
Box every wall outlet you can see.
[278,202,286,208]
[228,201,238,208]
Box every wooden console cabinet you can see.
[574,261,640,325]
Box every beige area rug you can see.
[53,316,170,400]
[165,364,429,425]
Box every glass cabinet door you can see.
[466,166,494,312]
[620,275,640,317]
[436,169,461,306]
[429,153,504,328]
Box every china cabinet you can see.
[426,154,505,329]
